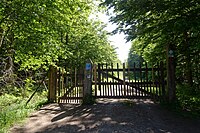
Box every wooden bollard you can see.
[83,59,94,104]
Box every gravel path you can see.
[10,99,200,133]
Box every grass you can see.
[0,92,48,133]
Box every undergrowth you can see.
[162,84,200,119]
[0,91,48,133]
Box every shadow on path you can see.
[10,99,200,133]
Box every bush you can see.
[176,84,200,116]
[0,92,47,133]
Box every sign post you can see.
[83,59,94,104]
[167,44,176,102]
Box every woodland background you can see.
[0,0,199,132]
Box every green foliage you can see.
[161,84,200,118]
[176,84,200,114]
[127,45,144,79]
[0,92,47,133]
[0,0,118,96]
[0,0,117,70]
[0,94,21,108]
[102,0,200,90]
[127,45,144,67]
[24,78,35,90]
[63,19,118,67]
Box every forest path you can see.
[10,99,200,133]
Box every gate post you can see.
[48,66,57,102]
[83,59,94,104]
[167,44,176,102]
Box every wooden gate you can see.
[48,62,166,103]
[48,66,84,103]
[92,62,166,100]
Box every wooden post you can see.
[167,44,176,102]
[83,59,93,104]
[48,66,56,102]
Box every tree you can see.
[102,0,200,89]
[127,45,144,67]
[127,45,144,79]
[0,0,118,94]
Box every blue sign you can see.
[86,63,91,70]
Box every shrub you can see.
[0,92,47,133]
[176,84,200,116]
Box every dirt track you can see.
[10,99,200,133]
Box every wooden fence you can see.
[48,62,166,103]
